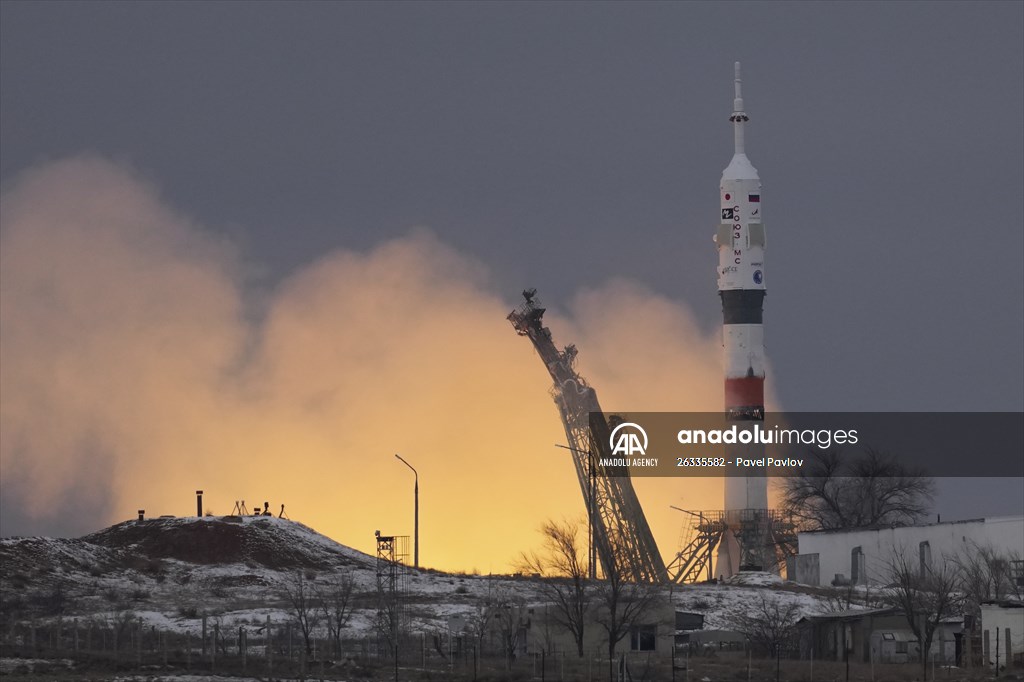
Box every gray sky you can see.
[2,1,1022,538]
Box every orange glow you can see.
[1,157,779,573]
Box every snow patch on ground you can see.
[0,657,74,673]
[674,581,829,631]
[721,571,784,587]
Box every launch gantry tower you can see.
[665,508,798,583]
[508,289,667,583]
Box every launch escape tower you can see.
[374,531,409,654]
[508,289,667,584]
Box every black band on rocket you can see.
[719,290,765,324]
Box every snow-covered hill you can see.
[0,516,538,636]
[1,516,847,640]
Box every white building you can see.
[980,600,1023,669]
[787,516,1024,586]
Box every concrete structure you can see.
[788,516,1024,587]
[981,600,1023,669]
[798,608,963,665]
[521,597,678,665]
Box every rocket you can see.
[717,62,769,515]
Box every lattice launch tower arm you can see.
[508,289,667,583]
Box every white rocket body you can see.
[716,63,769,575]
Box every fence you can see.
[11,619,993,681]
[0,618,678,681]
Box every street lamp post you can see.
[395,454,419,569]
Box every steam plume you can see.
[1,157,751,570]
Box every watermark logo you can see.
[610,422,648,456]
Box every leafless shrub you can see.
[727,593,800,656]
[782,447,934,531]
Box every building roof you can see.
[798,515,1023,536]
[981,599,1024,609]
[797,607,900,624]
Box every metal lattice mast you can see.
[508,289,667,583]
[374,532,408,655]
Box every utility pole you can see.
[395,454,419,569]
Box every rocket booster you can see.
[717,62,768,512]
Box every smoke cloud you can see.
[1,156,757,571]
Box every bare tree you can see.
[593,551,661,682]
[280,571,321,655]
[467,577,501,657]
[110,609,137,654]
[782,447,934,530]
[315,572,356,657]
[727,594,800,656]
[492,592,529,669]
[466,576,528,664]
[884,549,962,679]
[820,582,861,613]
[518,518,592,657]
[955,544,1023,617]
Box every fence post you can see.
[73,619,79,655]
[202,615,207,658]
[186,631,191,671]
[212,623,218,673]
[266,617,273,678]
[241,627,246,672]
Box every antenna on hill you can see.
[279,504,289,520]
[231,500,248,516]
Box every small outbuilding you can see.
[980,599,1023,670]
[798,607,963,665]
